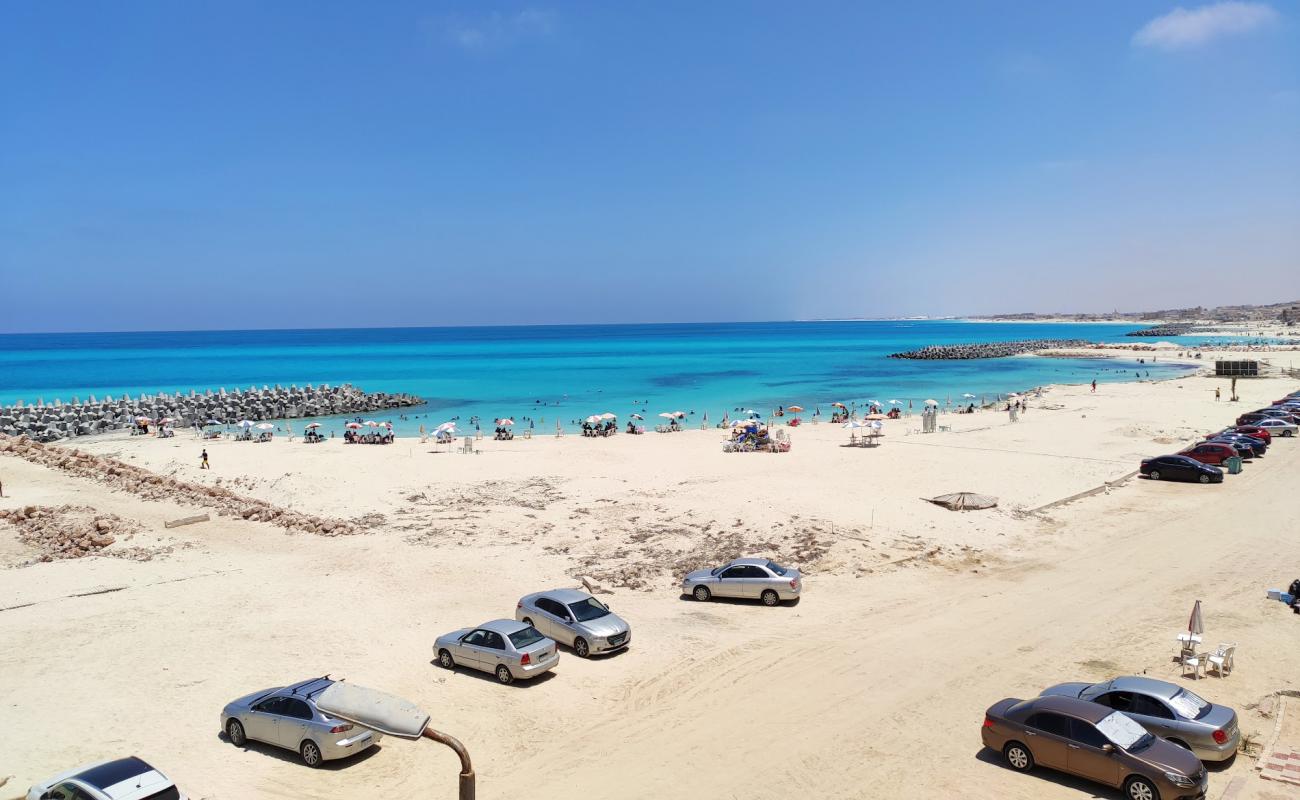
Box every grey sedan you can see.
[516,589,631,657]
[434,618,559,684]
[681,557,802,605]
[221,676,381,767]
[1042,675,1239,762]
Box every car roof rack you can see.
[289,674,331,696]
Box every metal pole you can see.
[423,727,475,800]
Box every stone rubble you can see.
[0,504,142,563]
[0,436,372,537]
[0,383,423,442]
[889,339,1090,360]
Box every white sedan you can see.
[28,757,185,800]
[1257,418,1297,437]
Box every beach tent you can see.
[924,492,998,511]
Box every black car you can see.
[1210,434,1267,457]
[1140,455,1224,483]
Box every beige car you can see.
[982,694,1207,800]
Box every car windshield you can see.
[508,626,545,649]
[1097,711,1153,750]
[141,789,181,800]
[568,597,611,622]
[765,561,788,576]
[1169,688,1211,720]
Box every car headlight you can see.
[1164,771,1195,788]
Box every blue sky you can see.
[1,1,1297,332]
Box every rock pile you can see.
[889,339,1090,360]
[1124,323,1205,337]
[0,436,373,537]
[0,504,140,562]
[0,383,423,442]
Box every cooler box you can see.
[1269,588,1282,600]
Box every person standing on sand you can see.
[1215,387,1221,401]
[200,449,209,470]
[1091,379,1097,393]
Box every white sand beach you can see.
[3,353,1300,799]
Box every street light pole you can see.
[423,727,475,800]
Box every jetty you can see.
[888,339,1090,360]
[1124,323,1205,337]
[0,383,423,442]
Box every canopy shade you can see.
[315,682,430,741]
[924,492,998,511]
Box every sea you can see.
[0,321,1205,434]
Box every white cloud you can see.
[443,8,556,51]
[1133,2,1279,50]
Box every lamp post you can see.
[316,681,475,800]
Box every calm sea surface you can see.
[0,321,1200,433]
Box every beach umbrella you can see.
[586,415,602,424]
[1006,393,1020,400]
[599,412,617,420]
[364,420,380,427]
[204,419,221,426]
[864,413,885,420]
[842,420,865,429]
[1187,599,1204,638]
[925,492,998,511]
[499,418,515,426]
[305,422,322,429]
[344,422,363,430]
[888,399,902,405]
[630,413,644,420]
[962,393,976,399]
[435,422,456,434]
[254,422,275,430]
[237,420,254,428]
[831,402,846,409]
[788,405,804,413]
[924,399,939,407]
[658,412,676,419]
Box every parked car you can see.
[516,588,630,657]
[982,694,1206,800]
[1204,438,1255,459]
[1255,418,1298,437]
[1179,442,1237,466]
[434,619,558,685]
[221,676,381,767]
[1226,425,1271,443]
[27,757,185,800]
[1139,455,1224,483]
[1260,409,1299,424]
[1236,412,1269,426]
[681,557,802,605]
[1208,434,1266,458]
[1041,676,1240,762]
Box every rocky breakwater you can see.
[889,339,1090,360]
[0,383,422,442]
[0,436,378,537]
[1125,323,1204,337]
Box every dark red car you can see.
[1228,425,1271,443]
[1181,442,1237,465]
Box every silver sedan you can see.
[434,618,559,685]
[681,557,802,605]
[1041,675,1240,762]
[220,676,381,767]
[516,588,631,657]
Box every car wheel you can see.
[574,637,590,658]
[521,617,534,627]
[693,585,711,602]
[226,719,246,747]
[1149,470,1161,480]
[761,589,780,606]
[1199,474,1211,484]
[300,740,323,768]
[495,665,514,685]
[1285,430,1294,437]
[1003,742,1033,772]
[438,648,455,669]
[1124,776,1159,800]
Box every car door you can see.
[457,630,491,671]
[716,566,747,598]
[278,697,315,749]
[1066,718,1122,786]
[1130,694,1178,740]
[1023,712,1070,769]
[479,631,508,672]
[538,597,573,643]
[43,784,94,800]
[244,695,286,744]
[740,565,771,598]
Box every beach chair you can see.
[1207,643,1236,677]
[1180,650,1207,679]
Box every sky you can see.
[1,1,1298,332]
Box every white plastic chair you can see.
[1180,650,1206,679]
[1207,643,1236,677]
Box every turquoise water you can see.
[0,321,1197,433]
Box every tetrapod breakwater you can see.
[888,339,1091,360]
[0,383,423,442]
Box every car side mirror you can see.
[1101,744,1115,754]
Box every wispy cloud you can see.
[441,8,556,51]
[1133,2,1279,50]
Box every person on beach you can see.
[1091,379,1097,393]
[200,449,209,470]
[1215,387,1221,401]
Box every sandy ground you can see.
[3,360,1300,799]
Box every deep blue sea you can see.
[0,321,1201,433]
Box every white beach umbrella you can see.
[254,422,275,430]
[842,420,865,429]
[888,400,902,405]
[158,417,174,424]
[599,412,617,420]
[630,413,644,420]
[658,412,676,419]
[363,420,380,427]
[435,421,456,432]
[923,399,939,407]
[237,420,254,428]
[586,415,602,424]
[962,393,976,399]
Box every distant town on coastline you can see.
[969,299,1300,324]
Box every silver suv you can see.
[220,676,382,767]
